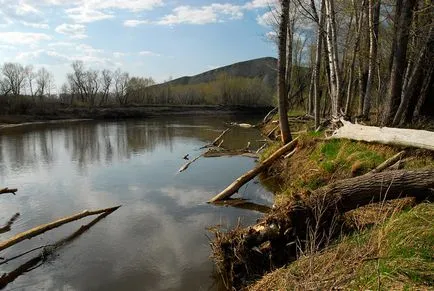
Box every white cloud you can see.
[157,4,243,25]
[55,23,87,39]
[244,0,277,9]
[21,21,50,29]
[66,7,114,23]
[123,19,149,27]
[113,52,127,58]
[0,32,52,45]
[139,51,161,57]
[93,0,163,11]
[256,9,278,27]
[15,2,41,15]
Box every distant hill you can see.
[163,57,277,88]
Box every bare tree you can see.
[278,0,293,143]
[113,69,130,105]
[1,63,26,96]
[84,69,99,106]
[35,67,53,101]
[24,65,36,99]
[100,69,113,106]
[361,0,381,118]
[382,0,417,125]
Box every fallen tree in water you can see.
[208,137,299,203]
[210,169,434,288]
[329,120,434,151]
[0,206,121,252]
[0,188,17,195]
[0,208,118,289]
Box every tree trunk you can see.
[278,0,292,144]
[324,0,341,118]
[330,119,434,150]
[313,0,326,128]
[413,66,433,120]
[393,24,433,126]
[208,138,299,203]
[0,206,120,252]
[382,0,417,125]
[362,0,381,119]
[345,0,366,116]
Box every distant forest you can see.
[0,59,277,115]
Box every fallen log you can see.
[0,206,120,252]
[0,188,17,195]
[368,151,405,174]
[266,125,279,139]
[201,128,231,149]
[263,107,277,124]
[211,169,434,288]
[329,119,434,151]
[178,151,208,172]
[0,209,116,289]
[203,149,258,159]
[208,138,299,203]
[227,122,256,128]
[212,199,271,214]
[0,213,20,234]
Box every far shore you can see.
[0,105,272,128]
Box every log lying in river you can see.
[329,119,434,151]
[0,209,117,289]
[208,138,299,203]
[0,188,17,195]
[0,206,120,252]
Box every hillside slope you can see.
[164,57,277,88]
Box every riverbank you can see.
[210,116,434,290]
[0,105,272,126]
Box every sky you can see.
[0,0,279,88]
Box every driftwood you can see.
[0,209,117,289]
[212,199,271,214]
[329,119,434,151]
[368,151,405,174]
[211,169,434,288]
[209,138,299,203]
[203,149,258,159]
[178,150,210,172]
[266,125,279,139]
[0,213,20,234]
[263,107,277,124]
[227,122,256,128]
[0,206,120,252]
[0,188,17,195]
[201,128,231,149]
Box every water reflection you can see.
[0,116,272,291]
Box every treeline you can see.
[0,60,275,115]
[272,0,433,133]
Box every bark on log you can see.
[0,188,18,195]
[0,206,120,252]
[368,151,405,174]
[208,138,298,202]
[329,120,434,150]
[308,169,434,212]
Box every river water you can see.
[0,116,272,291]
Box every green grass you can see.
[310,139,388,174]
[250,203,434,290]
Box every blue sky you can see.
[0,0,279,88]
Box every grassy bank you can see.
[250,202,434,290]
[210,116,433,290]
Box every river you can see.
[0,116,272,291]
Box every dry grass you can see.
[249,203,434,291]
